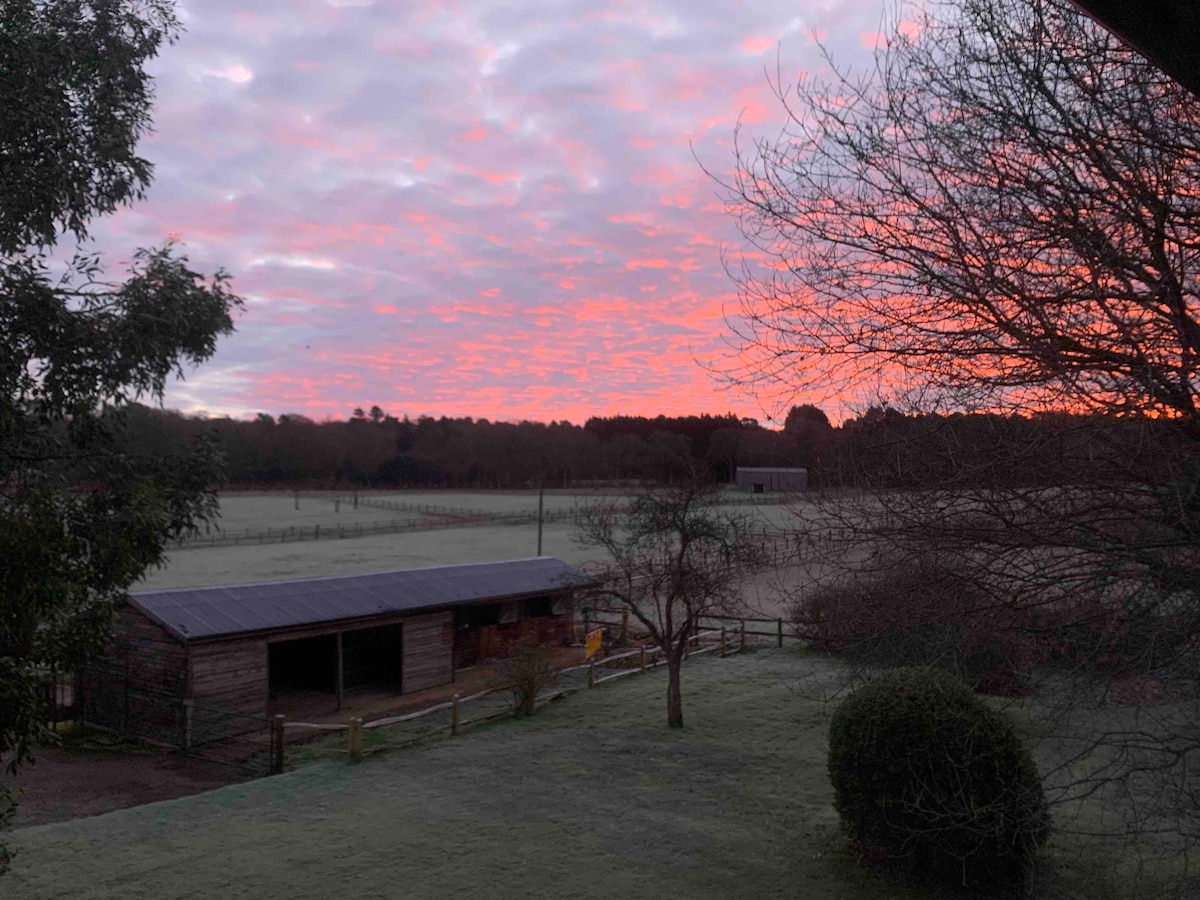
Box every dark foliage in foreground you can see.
[1,0,240,870]
[828,667,1050,889]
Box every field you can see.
[139,489,804,590]
[6,647,1184,900]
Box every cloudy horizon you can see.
[84,0,892,425]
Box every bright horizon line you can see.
[164,403,780,428]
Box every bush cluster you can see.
[797,558,1031,696]
[827,667,1050,889]
[494,638,557,717]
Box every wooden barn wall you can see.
[81,605,188,746]
[403,611,454,693]
[476,615,573,659]
[189,638,269,720]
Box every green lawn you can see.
[5,647,1187,899]
[6,648,924,900]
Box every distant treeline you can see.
[117,403,1183,490]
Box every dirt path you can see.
[5,740,246,828]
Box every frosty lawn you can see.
[5,648,922,900]
[138,490,808,590]
[6,646,1187,898]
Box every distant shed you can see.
[82,557,588,744]
[734,466,808,493]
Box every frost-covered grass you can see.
[138,520,593,589]
[5,648,1189,899]
[141,489,806,590]
[209,490,807,535]
[3,648,924,900]
[206,493,422,534]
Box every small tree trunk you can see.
[666,649,684,729]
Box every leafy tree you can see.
[574,480,767,728]
[718,0,1200,863]
[1,0,240,870]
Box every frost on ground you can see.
[4,649,913,900]
[7,646,1188,900]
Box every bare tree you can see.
[716,0,1200,422]
[711,0,1200,879]
[490,637,557,718]
[574,481,767,728]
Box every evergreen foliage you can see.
[827,667,1050,888]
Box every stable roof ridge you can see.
[130,556,563,597]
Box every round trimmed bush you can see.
[827,666,1050,888]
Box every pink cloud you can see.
[741,35,775,54]
[123,0,887,424]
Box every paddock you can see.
[734,467,808,492]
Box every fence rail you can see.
[172,504,598,551]
[172,490,846,552]
[274,625,778,769]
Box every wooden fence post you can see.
[451,694,460,735]
[740,620,747,650]
[639,646,646,671]
[181,699,194,751]
[349,718,363,762]
[271,714,285,775]
[777,618,784,648]
[588,661,596,687]
[122,658,131,735]
[621,608,629,640]
[75,671,85,727]
[720,626,727,657]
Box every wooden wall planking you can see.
[189,638,268,718]
[80,605,189,744]
[403,612,454,693]
[113,605,188,691]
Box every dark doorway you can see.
[269,634,337,698]
[753,482,765,494]
[454,604,500,669]
[342,624,403,689]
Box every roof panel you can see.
[129,557,590,642]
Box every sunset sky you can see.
[91,0,891,424]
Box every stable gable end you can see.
[111,602,188,692]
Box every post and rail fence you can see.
[269,621,800,773]
[172,491,848,558]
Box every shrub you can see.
[494,638,557,717]
[827,666,1050,888]
[796,557,1032,696]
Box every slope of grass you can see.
[8,645,1185,899]
[5,648,923,900]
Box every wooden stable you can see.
[82,558,584,744]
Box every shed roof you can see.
[129,557,589,642]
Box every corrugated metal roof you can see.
[129,557,590,643]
